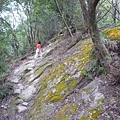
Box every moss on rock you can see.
[106,26,120,41]
[28,39,93,120]
[51,104,78,120]
[88,108,101,119]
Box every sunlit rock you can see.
[28,39,94,120]
[19,86,36,101]
[11,76,20,83]
[14,89,21,94]
[17,105,27,113]
[22,102,29,106]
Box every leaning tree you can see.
[80,0,120,84]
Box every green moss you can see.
[69,104,78,113]
[44,83,66,102]
[84,87,92,93]
[23,63,52,84]
[110,97,115,102]
[79,106,102,120]
[8,97,18,116]
[51,104,78,120]
[56,82,66,91]
[48,94,65,102]
[51,104,70,120]
[80,116,89,120]
[64,59,74,67]
[106,26,120,41]
[97,98,104,104]
[89,109,101,119]
[34,63,52,76]
[44,91,53,101]
[67,80,77,90]
[28,39,94,119]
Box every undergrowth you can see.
[84,48,106,79]
[0,62,12,101]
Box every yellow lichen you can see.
[51,104,78,120]
[48,94,65,102]
[80,107,102,120]
[28,39,94,120]
[69,104,78,113]
[106,26,120,41]
[84,87,92,93]
[97,98,104,104]
[80,116,89,120]
[67,80,77,90]
[56,82,66,91]
[89,109,101,119]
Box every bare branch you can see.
[101,4,120,21]
[107,0,120,15]
[97,6,112,23]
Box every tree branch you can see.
[101,4,120,21]
[97,6,112,23]
[0,0,3,11]
[93,0,100,8]
[54,0,73,38]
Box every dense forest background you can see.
[0,0,120,82]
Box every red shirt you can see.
[36,44,41,50]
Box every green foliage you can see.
[91,59,99,72]
[98,66,106,74]
[0,34,11,80]
[0,0,119,80]
[91,59,106,75]
[84,58,106,79]
[105,114,111,119]
[0,84,12,100]
[0,62,10,83]
[97,0,120,27]
[84,71,93,79]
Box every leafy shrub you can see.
[0,84,12,100]
[0,61,10,80]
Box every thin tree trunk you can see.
[0,0,3,10]
[80,0,120,84]
[79,0,89,28]
[54,0,73,38]
[88,0,111,62]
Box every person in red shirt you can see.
[34,41,43,59]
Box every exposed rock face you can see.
[17,105,27,113]
[7,36,119,120]
[29,78,105,120]
[28,39,94,120]
[19,85,36,101]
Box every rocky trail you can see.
[0,36,120,120]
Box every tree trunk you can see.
[88,0,111,62]
[54,0,73,38]
[79,0,89,28]
[87,0,120,84]
[0,0,3,11]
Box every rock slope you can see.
[2,34,120,120]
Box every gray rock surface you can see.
[19,86,36,101]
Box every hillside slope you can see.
[0,32,120,120]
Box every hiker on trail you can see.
[34,41,43,59]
